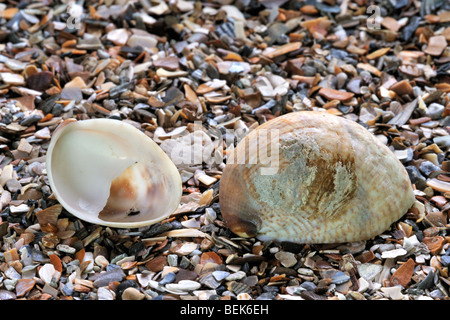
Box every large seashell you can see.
[219,111,415,243]
[46,119,182,228]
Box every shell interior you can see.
[46,119,182,228]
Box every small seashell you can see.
[46,119,182,228]
[220,111,415,243]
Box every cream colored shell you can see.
[46,119,182,228]
[219,111,415,243]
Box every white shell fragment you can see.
[46,119,182,228]
[220,111,415,243]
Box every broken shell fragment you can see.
[219,111,415,243]
[46,119,182,228]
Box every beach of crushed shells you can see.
[0,0,449,301]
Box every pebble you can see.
[433,135,450,148]
[0,290,16,300]
[3,279,17,291]
[212,270,230,281]
[199,273,221,289]
[346,78,361,94]
[94,255,109,268]
[121,287,145,300]
[440,256,450,267]
[300,281,317,291]
[237,292,252,300]
[319,88,354,101]
[424,36,447,56]
[0,0,447,303]
[93,267,126,287]
[153,56,179,71]
[381,248,408,259]
[426,103,444,120]
[166,280,201,292]
[381,286,405,300]
[19,114,43,126]
[378,243,396,252]
[38,263,56,284]
[243,275,259,286]
[419,161,441,177]
[403,235,420,251]
[25,71,53,92]
[1,73,25,85]
[51,104,64,117]
[97,287,116,300]
[336,72,348,89]
[5,266,21,280]
[159,272,176,285]
[56,244,76,254]
[225,271,246,281]
[116,280,140,299]
[390,80,413,97]
[15,279,36,297]
[430,289,445,299]
[9,203,29,214]
[300,291,327,300]
[6,179,21,193]
[221,5,246,21]
[34,127,51,139]
[405,166,427,188]
[256,292,276,300]
[167,254,178,267]
[357,277,369,293]
[274,251,297,268]
[171,242,198,256]
[357,263,383,282]
[127,35,157,49]
[106,28,129,46]
[331,271,351,285]
[417,270,435,290]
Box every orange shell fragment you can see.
[301,17,332,40]
[318,87,355,101]
[390,258,415,287]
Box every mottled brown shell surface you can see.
[219,111,415,243]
